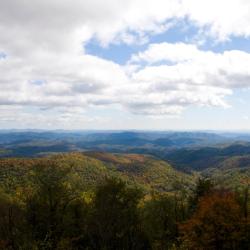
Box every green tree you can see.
[0,189,26,250]
[88,178,148,250]
[188,177,213,214]
[142,193,185,250]
[26,159,78,249]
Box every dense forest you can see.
[0,153,249,249]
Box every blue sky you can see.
[0,0,250,130]
[85,22,199,64]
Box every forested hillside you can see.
[0,153,194,194]
[0,153,249,249]
[0,132,249,249]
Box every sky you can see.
[0,0,250,130]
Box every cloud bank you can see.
[0,0,250,127]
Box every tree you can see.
[180,191,248,250]
[142,193,184,250]
[0,189,26,249]
[188,177,214,214]
[88,178,148,250]
[25,159,78,249]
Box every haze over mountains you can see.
[1,130,250,157]
[0,130,249,190]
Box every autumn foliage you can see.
[0,157,249,249]
[180,191,249,250]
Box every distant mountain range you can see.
[0,131,250,192]
[0,130,249,188]
[1,130,249,156]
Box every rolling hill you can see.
[164,143,250,171]
[0,131,249,191]
[0,130,239,157]
[0,152,195,194]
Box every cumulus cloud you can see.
[131,42,250,88]
[123,42,250,114]
[183,0,250,41]
[1,0,250,127]
[1,0,250,54]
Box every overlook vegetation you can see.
[0,151,249,249]
[0,153,250,250]
[0,132,249,249]
[0,153,194,194]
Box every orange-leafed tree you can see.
[180,191,249,250]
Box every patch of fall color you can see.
[180,191,249,250]
[84,151,131,164]
[84,152,150,164]
[0,154,248,250]
[0,158,38,169]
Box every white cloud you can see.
[1,0,250,127]
[125,42,250,114]
[1,0,250,55]
[131,42,250,88]
[183,0,250,41]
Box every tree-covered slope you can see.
[164,143,250,171]
[84,152,194,192]
[0,150,248,194]
[0,152,195,194]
